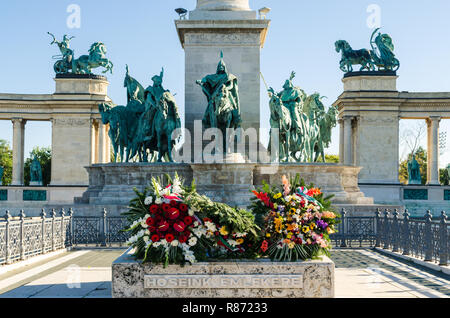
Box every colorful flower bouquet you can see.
[122,174,259,267]
[249,174,340,261]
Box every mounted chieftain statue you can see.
[335,28,399,73]
[265,72,338,163]
[197,51,242,152]
[48,32,113,75]
[267,87,292,162]
[98,66,181,163]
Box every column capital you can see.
[427,116,441,124]
[342,115,355,123]
[11,118,26,125]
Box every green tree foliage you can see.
[0,139,13,185]
[440,168,449,186]
[325,154,339,163]
[399,146,427,185]
[24,147,51,186]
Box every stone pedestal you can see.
[78,163,374,209]
[54,74,109,95]
[191,163,256,207]
[255,164,374,205]
[342,72,398,92]
[112,248,335,298]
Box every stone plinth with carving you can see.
[112,248,335,298]
[78,163,373,209]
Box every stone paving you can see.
[0,248,448,298]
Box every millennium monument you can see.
[1,0,449,218]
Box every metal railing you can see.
[71,209,130,247]
[0,208,131,265]
[0,209,71,265]
[1,207,448,267]
[330,209,449,266]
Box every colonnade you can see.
[7,118,110,186]
[339,115,442,185]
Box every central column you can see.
[11,118,26,186]
[427,116,441,185]
[196,0,251,11]
[175,0,270,161]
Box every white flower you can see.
[171,240,179,247]
[188,209,195,216]
[145,229,150,235]
[143,236,149,243]
[155,197,162,204]
[144,196,153,205]
[193,227,206,238]
[205,221,217,232]
[228,239,238,247]
[188,237,198,246]
[141,220,148,228]
[153,241,161,248]
[193,221,199,226]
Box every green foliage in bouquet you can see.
[122,173,259,267]
[249,174,340,262]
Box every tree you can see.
[325,154,339,163]
[24,147,51,186]
[399,121,426,162]
[0,139,12,185]
[440,168,449,186]
[399,146,427,185]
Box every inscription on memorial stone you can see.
[144,274,303,289]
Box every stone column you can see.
[343,116,353,166]
[11,118,26,186]
[196,0,251,11]
[105,124,111,163]
[176,1,269,161]
[339,119,344,164]
[98,121,107,164]
[90,119,98,164]
[427,116,441,185]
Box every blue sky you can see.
[0,0,449,166]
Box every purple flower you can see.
[316,219,328,230]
